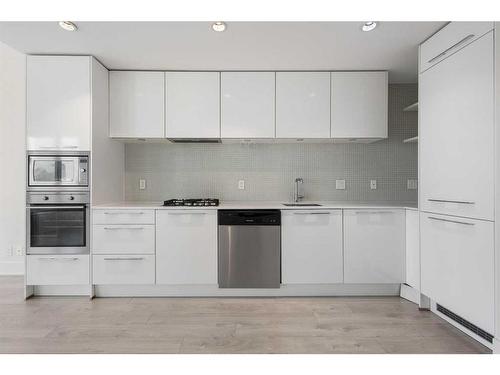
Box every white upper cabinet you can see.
[344,209,405,284]
[282,210,343,284]
[109,71,165,138]
[165,72,220,139]
[419,22,494,73]
[27,56,91,150]
[420,32,494,220]
[276,72,330,139]
[331,72,388,140]
[221,72,275,139]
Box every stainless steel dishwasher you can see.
[218,210,281,288]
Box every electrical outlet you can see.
[15,247,23,256]
[370,180,377,190]
[407,179,418,190]
[238,180,245,190]
[139,179,146,190]
[335,179,346,190]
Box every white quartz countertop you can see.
[92,201,418,210]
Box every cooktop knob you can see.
[69,196,75,200]
[43,196,49,201]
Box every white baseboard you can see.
[0,260,24,275]
[94,283,401,297]
[399,283,420,305]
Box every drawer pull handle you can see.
[39,145,78,149]
[293,212,331,215]
[428,199,475,205]
[354,211,394,214]
[103,227,144,230]
[103,257,145,261]
[167,212,207,215]
[38,257,80,261]
[427,34,474,63]
[103,212,145,215]
[428,216,475,226]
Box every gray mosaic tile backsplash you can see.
[125,84,418,202]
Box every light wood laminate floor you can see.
[0,276,491,354]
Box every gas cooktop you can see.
[163,198,219,207]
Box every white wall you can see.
[0,41,26,275]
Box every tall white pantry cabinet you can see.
[418,22,499,349]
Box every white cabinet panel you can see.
[419,22,494,73]
[420,212,494,333]
[420,32,494,220]
[331,72,388,140]
[282,210,343,284]
[276,72,330,138]
[93,255,155,284]
[156,210,217,284]
[221,72,275,138]
[93,209,155,225]
[27,56,91,150]
[405,209,420,289]
[109,71,165,138]
[27,255,89,285]
[92,225,155,254]
[344,210,405,284]
[165,72,220,139]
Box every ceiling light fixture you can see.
[212,22,226,32]
[361,21,377,32]
[59,21,78,31]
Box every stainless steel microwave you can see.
[27,152,89,191]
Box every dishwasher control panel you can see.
[218,210,281,226]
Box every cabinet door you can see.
[276,72,330,138]
[165,72,220,138]
[221,72,275,138]
[420,212,494,333]
[405,209,420,289]
[27,56,90,150]
[344,210,405,283]
[156,210,217,284]
[331,72,388,139]
[282,210,343,284]
[109,71,164,138]
[420,32,494,221]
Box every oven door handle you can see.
[29,205,86,209]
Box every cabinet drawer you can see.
[93,255,155,284]
[27,255,89,285]
[93,209,155,225]
[420,212,494,333]
[420,22,493,73]
[92,225,155,254]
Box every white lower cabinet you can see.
[92,225,155,254]
[344,209,405,284]
[405,209,420,289]
[27,255,89,285]
[156,210,217,284]
[282,210,343,284]
[420,212,494,333]
[93,255,155,285]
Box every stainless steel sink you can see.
[282,203,322,207]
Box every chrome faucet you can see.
[294,178,304,202]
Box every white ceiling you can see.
[0,21,445,83]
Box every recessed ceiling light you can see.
[212,22,226,32]
[59,21,77,32]
[361,21,377,32]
